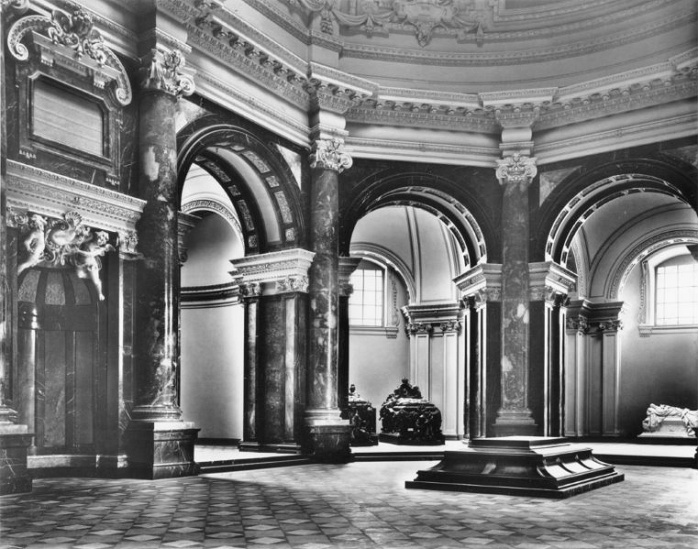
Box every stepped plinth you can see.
[406,436,624,498]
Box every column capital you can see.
[454,263,502,304]
[310,138,352,173]
[565,299,625,333]
[138,47,195,97]
[496,153,538,187]
[528,261,577,304]
[230,248,315,296]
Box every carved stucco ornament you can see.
[309,138,353,173]
[139,48,196,97]
[496,153,538,186]
[6,7,132,105]
[285,0,485,47]
[14,211,115,301]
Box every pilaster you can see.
[0,1,32,493]
[564,299,625,437]
[230,249,314,453]
[402,302,463,439]
[528,262,577,436]
[455,264,502,438]
[338,256,362,410]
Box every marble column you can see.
[455,264,503,439]
[494,153,538,436]
[0,1,33,493]
[231,249,314,453]
[305,138,352,462]
[338,256,361,410]
[126,47,199,479]
[528,262,576,436]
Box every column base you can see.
[407,436,624,498]
[494,409,538,437]
[304,409,352,463]
[0,423,34,494]
[126,420,200,479]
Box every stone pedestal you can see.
[0,424,33,494]
[406,436,624,498]
[126,421,199,479]
[305,409,352,463]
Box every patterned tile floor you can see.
[1,461,697,549]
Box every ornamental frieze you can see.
[7,6,132,106]
[230,248,315,296]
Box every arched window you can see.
[349,260,385,327]
[655,255,698,326]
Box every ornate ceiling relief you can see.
[6,6,132,105]
[285,0,487,47]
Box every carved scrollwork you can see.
[566,315,589,334]
[239,282,262,297]
[117,230,140,256]
[139,48,195,97]
[15,211,114,300]
[496,153,538,186]
[7,7,132,105]
[309,138,352,173]
[276,275,309,294]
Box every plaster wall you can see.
[618,263,698,436]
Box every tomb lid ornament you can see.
[379,378,444,445]
[640,403,697,438]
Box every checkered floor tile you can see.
[0,462,696,548]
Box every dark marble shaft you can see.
[499,178,531,415]
[308,168,340,410]
[133,91,180,418]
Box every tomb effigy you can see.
[340,384,378,446]
[638,403,698,440]
[379,379,444,445]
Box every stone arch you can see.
[341,169,495,268]
[534,156,698,265]
[605,228,698,300]
[177,116,306,255]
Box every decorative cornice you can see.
[187,25,309,109]
[306,62,377,115]
[309,138,352,173]
[402,301,463,337]
[139,47,195,97]
[5,160,145,237]
[6,6,132,105]
[181,281,241,308]
[565,299,625,334]
[230,248,315,295]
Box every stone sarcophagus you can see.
[639,403,698,441]
[340,384,378,446]
[379,379,444,445]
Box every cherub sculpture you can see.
[17,214,47,275]
[73,230,113,300]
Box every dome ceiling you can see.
[284,0,696,91]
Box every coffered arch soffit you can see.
[177,120,306,255]
[341,171,494,268]
[534,157,698,266]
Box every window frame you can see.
[638,248,698,336]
